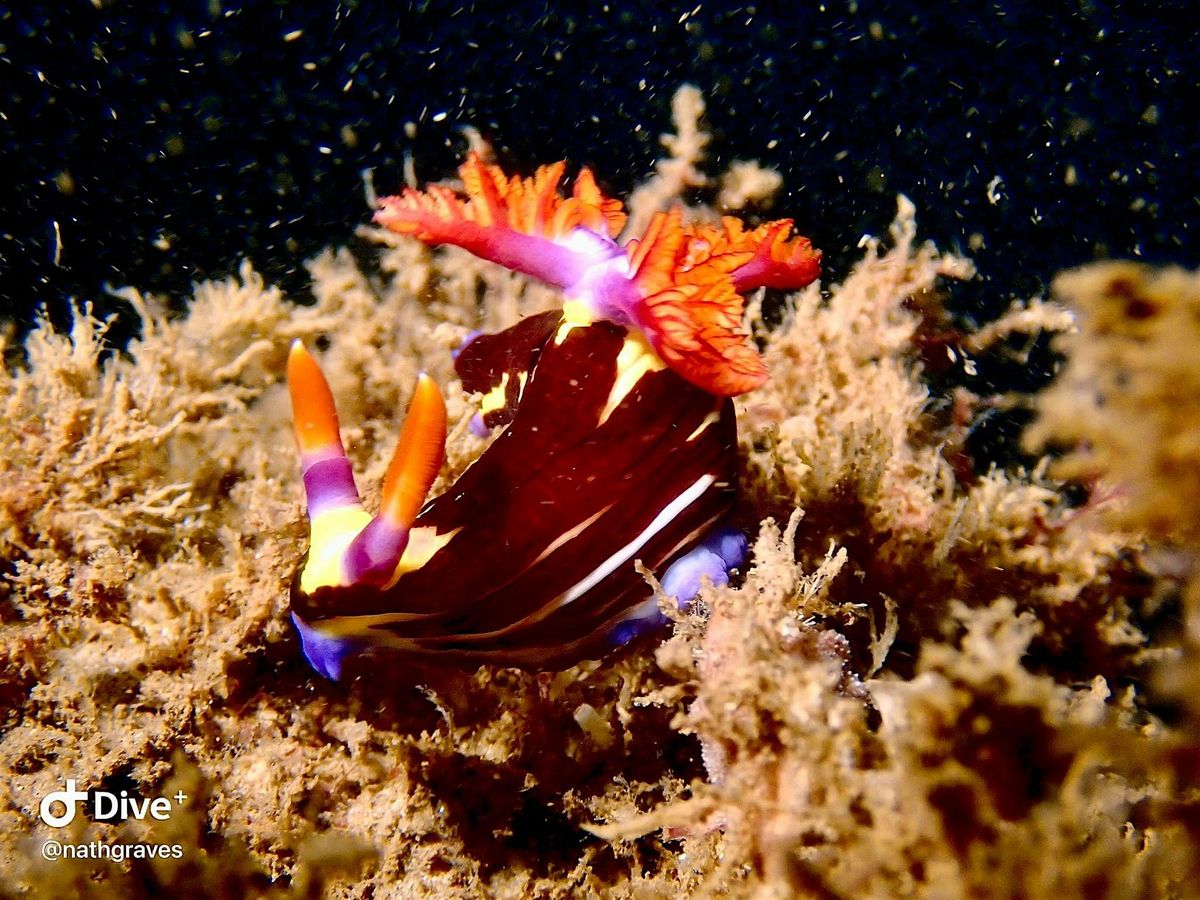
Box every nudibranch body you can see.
[287,154,819,677]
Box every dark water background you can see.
[2,2,1196,378]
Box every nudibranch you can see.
[287,154,819,678]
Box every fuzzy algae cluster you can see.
[1,89,1197,897]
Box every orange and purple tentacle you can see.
[287,342,445,594]
[343,374,446,585]
[287,341,362,518]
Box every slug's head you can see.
[286,341,446,678]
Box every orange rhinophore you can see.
[287,340,346,457]
[380,373,446,531]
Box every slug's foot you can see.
[292,612,359,681]
[608,525,749,647]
